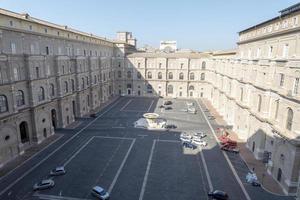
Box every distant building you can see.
[159,41,177,52]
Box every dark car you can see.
[182,141,197,149]
[164,100,172,105]
[159,105,165,108]
[165,124,177,129]
[164,106,172,110]
[208,190,228,200]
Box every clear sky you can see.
[0,0,299,51]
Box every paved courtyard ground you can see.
[0,97,294,200]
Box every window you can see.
[81,77,85,89]
[158,72,162,79]
[190,72,195,80]
[279,73,284,87]
[36,67,40,78]
[137,72,141,79]
[118,71,122,78]
[147,71,152,79]
[94,75,97,84]
[87,95,90,107]
[294,78,299,94]
[138,63,141,68]
[268,46,273,58]
[11,43,16,54]
[283,44,289,58]
[257,95,262,112]
[168,72,173,79]
[127,71,132,79]
[202,61,206,70]
[44,28,47,33]
[200,73,205,80]
[118,62,121,67]
[46,46,49,55]
[127,84,132,88]
[38,87,45,101]
[71,80,75,92]
[0,95,8,113]
[274,99,279,119]
[86,77,89,85]
[167,85,173,94]
[50,84,55,97]
[9,20,13,26]
[64,81,68,93]
[180,63,184,69]
[256,48,261,58]
[179,73,184,80]
[30,44,35,54]
[189,85,194,90]
[286,108,293,131]
[159,63,162,69]
[240,88,244,102]
[16,90,25,107]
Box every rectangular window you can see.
[11,42,16,54]
[283,44,289,58]
[268,46,273,58]
[279,73,284,87]
[9,20,13,26]
[30,44,35,54]
[294,78,299,94]
[36,67,40,78]
[46,46,49,55]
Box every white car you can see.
[50,166,66,176]
[194,132,207,139]
[192,138,207,147]
[187,107,197,114]
[91,186,110,199]
[180,132,192,142]
[186,102,194,106]
[33,179,55,191]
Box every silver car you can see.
[33,179,54,191]
[50,166,66,176]
[91,186,110,199]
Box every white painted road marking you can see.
[0,98,122,197]
[146,100,154,112]
[197,100,252,200]
[199,148,213,191]
[33,193,91,200]
[139,139,156,200]
[120,99,132,111]
[108,139,136,193]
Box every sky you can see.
[0,0,299,51]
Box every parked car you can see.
[91,186,110,199]
[163,100,172,105]
[33,179,55,191]
[50,166,66,176]
[159,105,165,108]
[180,132,192,142]
[208,190,229,200]
[221,145,239,153]
[165,124,177,129]
[194,132,207,139]
[187,107,197,114]
[192,138,207,147]
[164,106,172,110]
[182,141,197,149]
[186,102,194,106]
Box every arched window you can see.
[167,85,173,94]
[127,71,132,79]
[16,90,25,106]
[189,85,195,90]
[137,72,141,79]
[64,81,68,93]
[168,72,173,79]
[190,72,195,80]
[202,61,206,70]
[0,95,8,113]
[158,72,162,79]
[286,108,293,131]
[179,73,184,80]
[257,95,262,112]
[240,88,244,102]
[147,71,152,79]
[71,79,75,92]
[38,87,45,101]
[118,71,122,78]
[200,73,205,80]
[50,84,55,97]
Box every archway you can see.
[19,121,29,143]
[51,109,57,129]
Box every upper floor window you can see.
[283,44,289,58]
[118,71,122,78]
[168,72,173,79]
[44,28,48,33]
[138,63,141,68]
[86,77,89,86]
[240,88,244,102]
[294,78,299,95]
[64,81,68,93]
[200,73,205,80]
[286,108,293,131]
[11,43,16,54]
[94,75,97,84]
[268,46,273,58]
[38,87,45,101]
[118,62,121,67]
[36,67,40,78]
[274,99,279,119]
[256,48,261,58]
[202,62,206,70]
[137,72,141,79]
[9,20,13,26]
[279,73,285,87]
[180,63,184,69]
[190,72,195,80]
[71,80,75,92]
[81,77,85,89]
[50,84,55,97]
[16,90,25,107]
[159,63,162,69]
[257,95,262,112]
[127,71,132,79]
[158,72,162,79]
[179,72,184,80]
[0,95,8,113]
[147,71,152,79]
[46,46,49,55]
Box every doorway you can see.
[51,109,57,129]
[19,121,29,143]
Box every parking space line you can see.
[120,99,132,111]
[108,139,136,193]
[147,100,154,112]
[0,98,122,197]
[33,193,91,200]
[197,100,252,200]
[199,149,213,191]
[94,136,134,140]
[156,139,180,143]
[139,140,156,200]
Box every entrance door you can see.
[127,89,131,95]
[19,121,29,143]
[51,109,57,129]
